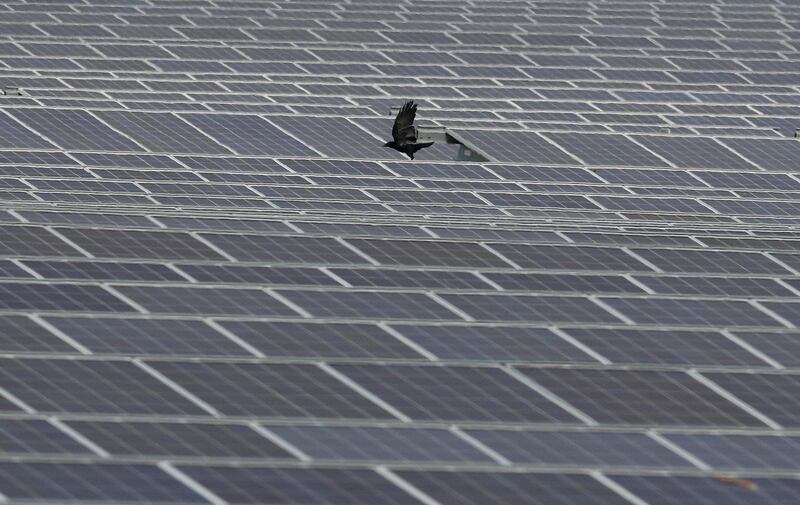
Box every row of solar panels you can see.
[4,313,799,366]
[1,462,796,505]
[3,258,800,302]
[7,182,800,217]
[1,355,798,426]
[2,107,800,167]
[2,224,800,273]
[8,415,800,470]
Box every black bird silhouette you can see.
[383,100,433,160]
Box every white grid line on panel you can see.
[262,116,327,157]
[158,462,228,505]
[133,359,221,417]
[29,314,93,355]
[687,369,782,430]
[503,366,598,426]
[101,284,150,314]
[48,417,111,458]
[335,237,382,266]
[764,252,800,276]
[645,430,710,471]
[472,271,504,291]
[377,322,439,361]
[720,329,785,370]
[749,300,795,329]
[247,422,313,463]
[623,274,656,294]
[0,386,37,414]
[12,260,44,279]
[318,362,411,422]
[549,326,612,365]
[374,466,446,505]
[448,426,512,466]
[189,232,238,262]
[203,318,266,358]
[589,296,635,325]
[265,289,313,318]
[622,247,663,273]
[45,227,95,259]
[591,471,650,505]
[426,292,475,322]
[319,267,353,287]
[478,243,522,269]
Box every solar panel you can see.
[466,429,691,468]
[268,425,494,463]
[334,364,580,423]
[0,462,206,503]
[397,471,631,505]
[66,420,292,458]
[521,368,766,427]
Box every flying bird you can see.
[383,100,433,160]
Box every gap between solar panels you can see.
[388,105,490,163]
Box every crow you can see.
[383,100,433,160]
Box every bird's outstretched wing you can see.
[392,100,418,146]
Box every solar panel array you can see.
[1,0,800,503]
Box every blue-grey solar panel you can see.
[466,429,691,468]
[181,113,318,156]
[8,109,145,152]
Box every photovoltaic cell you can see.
[702,372,800,428]
[542,132,670,167]
[466,429,691,468]
[0,419,90,455]
[398,471,631,505]
[610,475,800,505]
[24,260,184,282]
[0,283,134,312]
[0,314,76,353]
[182,466,421,505]
[347,238,510,268]
[488,243,649,272]
[0,226,80,257]
[520,367,766,427]
[0,110,58,149]
[267,425,494,463]
[720,138,800,171]
[66,420,292,458]
[201,233,366,264]
[45,316,249,356]
[8,109,145,152]
[393,324,598,363]
[442,293,623,324]
[334,364,580,423]
[151,361,393,419]
[451,130,582,164]
[55,228,226,261]
[218,320,422,359]
[113,285,299,316]
[269,116,379,159]
[94,110,233,154]
[0,462,205,503]
[181,113,318,156]
[277,289,460,320]
[632,135,757,170]
[564,327,766,366]
[601,297,780,327]
[0,358,206,415]
[666,433,800,471]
